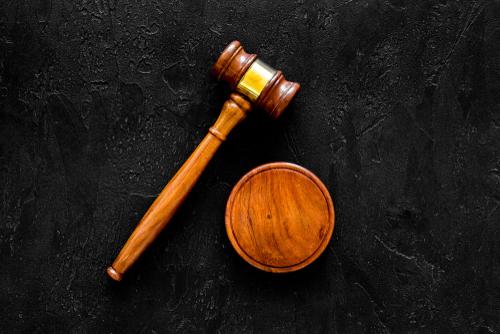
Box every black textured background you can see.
[1,0,500,333]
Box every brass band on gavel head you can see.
[236,59,277,101]
[212,41,300,119]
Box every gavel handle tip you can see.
[106,266,122,281]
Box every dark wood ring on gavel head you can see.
[212,41,301,119]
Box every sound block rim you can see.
[225,162,335,273]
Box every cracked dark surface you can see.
[1,0,500,333]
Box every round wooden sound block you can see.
[225,162,335,273]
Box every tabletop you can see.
[1,1,499,333]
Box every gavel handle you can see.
[107,93,252,281]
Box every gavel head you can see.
[212,41,300,119]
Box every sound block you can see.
[225,162,335,273]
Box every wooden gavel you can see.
[107,41,300,281]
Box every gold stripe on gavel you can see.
[236,59,276,101]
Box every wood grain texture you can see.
[108,93,251,280]
[107,37,303,280]
[226,163,334,273]
[1,0,500,332]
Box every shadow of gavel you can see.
[107,41,300,281]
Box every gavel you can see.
[107,41,300,281]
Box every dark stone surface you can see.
[1,0,499,333]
